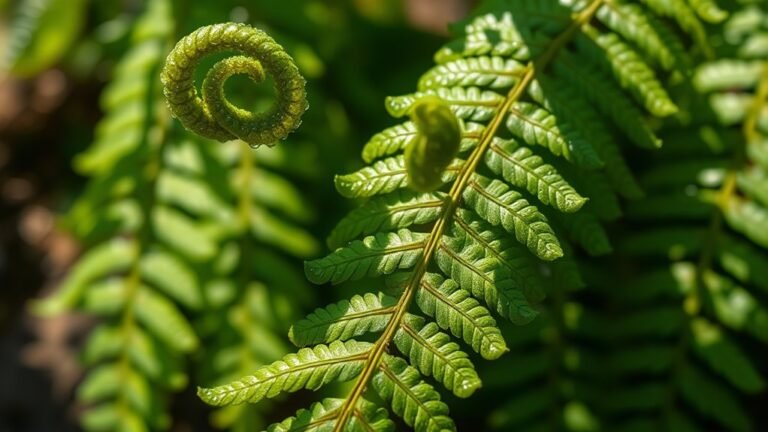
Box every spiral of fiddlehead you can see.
[161,23,308,147]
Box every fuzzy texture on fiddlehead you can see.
[161,23,308,147]
[405,96,462,192]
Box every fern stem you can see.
[116,59,172,417]
[332,1,605,429]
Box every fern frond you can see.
[419,56,527,90]
[32,3,192,430]
[596,1,687,72]
[554,51,662,149]
[577,26,678,116]
[386,87,503,121]
[199,1,708,429]
[437,234,537,324]
[362,121,484,163]
[639,0,712,57]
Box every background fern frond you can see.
[28,1,324,430]
[588,5,768,430]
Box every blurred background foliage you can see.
[0,0,469,430]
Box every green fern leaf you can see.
[3,0,87,77]
[703,270,768,342]
[202,1,710,429]
[395,314,482,398]
[418,56,527,90]
[452,209,546,301]
[463,176,562,260]
[386,87,503,121]
[152,206,217,261]
[198,341,371,406]
[678,365,751,432]
[639,0,712,54]
[327,190,446,249]
[135,288,198,352]
[551,211,612,256]
[688,0,728,23]
[506,102,603,167]
[414,273,507,360]
[33,238,137,315]
[78,364,120,403]
[434,12,533,63]
[484,137,587,212]
[694,60,763,93]
[436,236,537,324]
[554,51,662,149]
[361,121,484,164]
[157,171,232,222]
[723,196,768,248]
[596,1,685,71]
[139,250,202,310]
[362,122,420,164]
[373,355,456,432]
[290,293,397,347]
[305,229,428,285]
[690,318,765,393]
[578,27,678,116]
[533,74,644,198]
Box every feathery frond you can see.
[199,0,706,430]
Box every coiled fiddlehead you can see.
[161,23,308,147]
[405,96,462,192]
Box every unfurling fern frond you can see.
[161,23,308,147]
[199,1,706,430]
[595,6,768,431]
